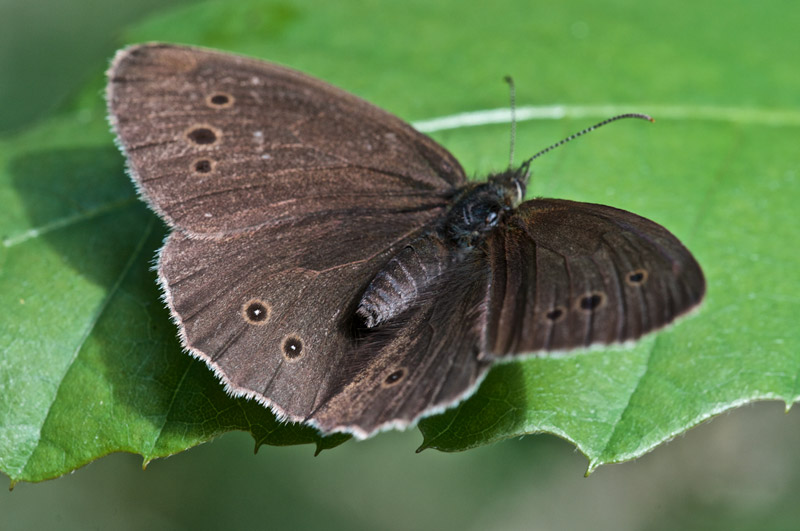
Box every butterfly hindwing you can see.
[484,199,705,355]
[311,251,492,436]
[159,209,441,420]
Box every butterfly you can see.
[107,43,705,438]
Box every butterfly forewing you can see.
[107,44,465,237]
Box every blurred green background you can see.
[5,405,800,530]
[2,0,799,529]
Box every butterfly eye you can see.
[483,204,505,228]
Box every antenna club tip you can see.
[647,116,656,123]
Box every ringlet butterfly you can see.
[107,44,704,439]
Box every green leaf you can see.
[418,119,800,470]
[0,121,349,484]
[1,0,797,483]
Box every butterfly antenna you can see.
[504,76,517,168]
[521,113,655,168]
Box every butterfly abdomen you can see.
[356,235,450,328]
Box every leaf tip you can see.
[416,427,441,452]
[416,436,434,453]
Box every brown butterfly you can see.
[107,44,704,438]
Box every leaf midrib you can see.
[2,196,137,248]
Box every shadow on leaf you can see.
[418,362,528,451]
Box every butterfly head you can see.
[446,165,529,248]
[490,161,530,208]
